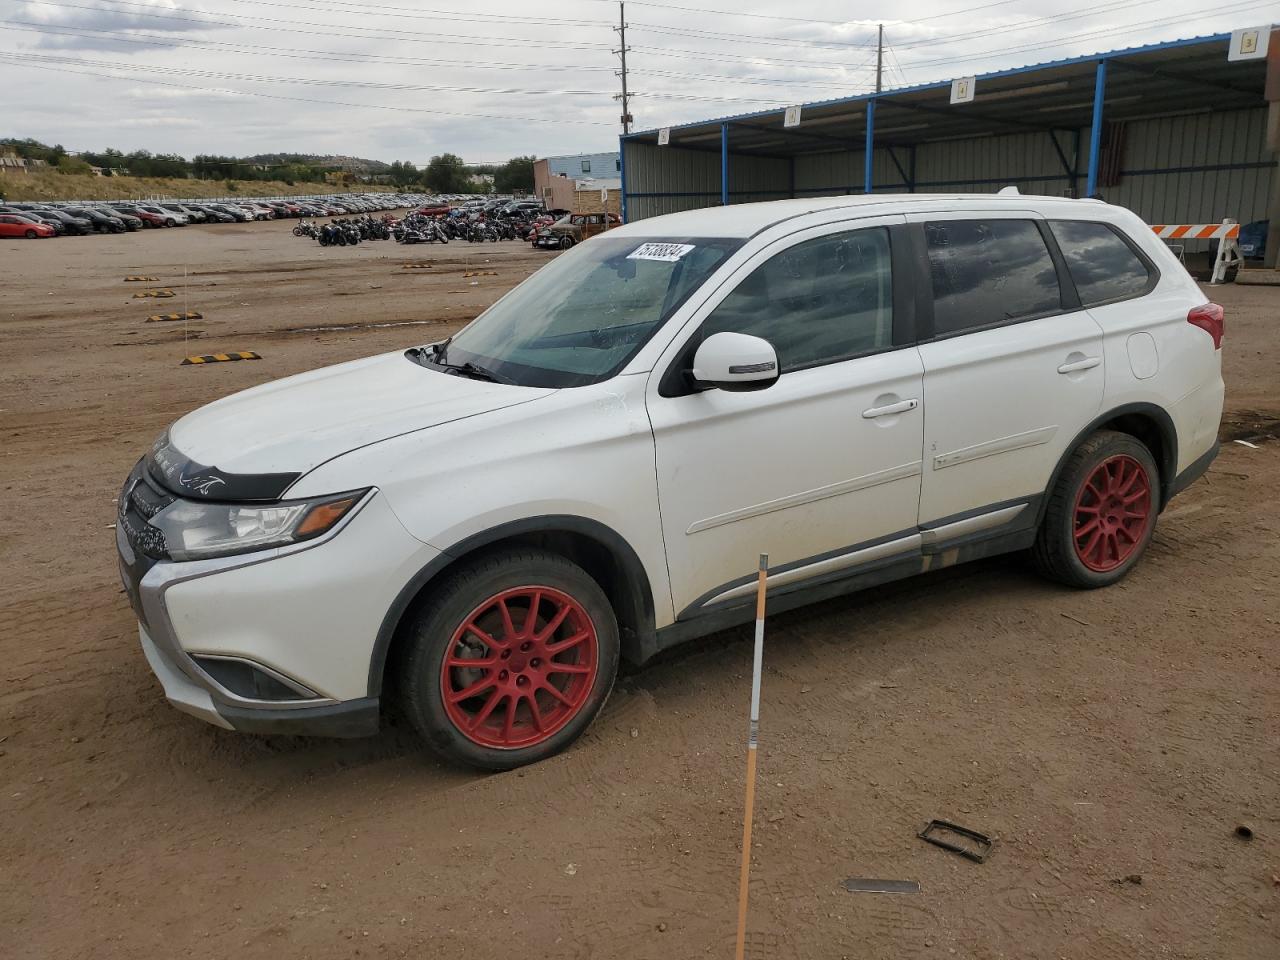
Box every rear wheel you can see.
[398,549,619,770]
[1032,430,1159,588]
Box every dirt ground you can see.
[1,220,1277,960]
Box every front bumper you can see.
[117,475,439,738]
[139,626,380,737]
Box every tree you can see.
[494,156,535,194]
[425,153,469,193]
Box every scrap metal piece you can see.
[842,878,921,894]
[918,819,993,863]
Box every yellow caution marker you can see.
[132,289,176,299]
[463,270,498,278]
[147,311,203,323]
[124,276,159,282]
[181,352,261,365]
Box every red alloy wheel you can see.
[1072,454,1152,572]
[440,586,599,749]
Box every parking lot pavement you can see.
[1,221,1276,959]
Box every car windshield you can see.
[428,236,741,388]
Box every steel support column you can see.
[721,123,729,206]
[1086,60,1107,198]
[619,136,628,223]
[864,99,876,194]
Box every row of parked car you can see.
[0,193,430,239]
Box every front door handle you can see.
[1057,356,1101,374]
[862,398,919,419]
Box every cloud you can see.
[0,1,1244,162]
[20,0,221,51]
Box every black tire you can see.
[25,229,37,239]
[559,235,574,250]
[398,549,620,770]
[1031,430,1159,589]
[165,218,176,228]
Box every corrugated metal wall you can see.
[626,108,1274,239]
[623,141,789,220]
[1105,108,1272,225]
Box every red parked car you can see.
[0,214,55,239]
[112,205,167,228]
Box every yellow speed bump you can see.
[181,352,261,365]
[463,270,497,278]
[124,276,159,282]
[132,289,176,299]
[147,311,203,323]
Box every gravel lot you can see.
[1,220,1276,960]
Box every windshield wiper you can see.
[448,360,512,384]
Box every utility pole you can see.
[614,2,633,134]
[876,23,884,94]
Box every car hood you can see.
[165,351,554,489]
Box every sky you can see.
[0,0,1271,165]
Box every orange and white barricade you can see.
[1150,219,1242,284]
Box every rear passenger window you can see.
[924,220,1062,336]
[1050,220,1153,305]
[701,227,893,372]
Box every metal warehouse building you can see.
[619,31,1278,263]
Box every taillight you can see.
[1187,303,1224,350]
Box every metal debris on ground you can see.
[401,263,433,269]
[123,276,159,282]
[841,878,921,895]
[147,312,203,323]
[464,270,498,278]
[918,819,993,863]
[132,289,176,299]
[181,352,261,365]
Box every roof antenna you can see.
[997,185,1020,196]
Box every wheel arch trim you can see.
[366,514,658,697]
[1038,401,1178,526]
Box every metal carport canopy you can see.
[621,31,1270,204]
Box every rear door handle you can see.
[1057,356,1101,374]
[862,398,919,419]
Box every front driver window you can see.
[700,227,893,373]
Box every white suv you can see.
[117,193,1224,768]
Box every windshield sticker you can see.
[627,242,696,262]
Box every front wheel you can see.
[1032,430,1159,588]
[559,235,574,250]
[25,229,37,239]
[398,549,620,770]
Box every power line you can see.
[892,0,1166,50]
[898,1,1270,69]
[4,0,616,50]
[0,19,617,72]
[0,52,617,124]
[0,48,797,105]
[630,21,877,50]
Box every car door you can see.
[910,212,1105,531]
[646,217,926,618]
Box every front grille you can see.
[119,461,175,561]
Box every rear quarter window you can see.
[1049,220,1155,306]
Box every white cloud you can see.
[0,0,1257,161]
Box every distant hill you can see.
[242,154,392,174]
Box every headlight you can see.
[149,490,367,561]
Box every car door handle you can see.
[1057,356,1101,374]
[862,398,919,419]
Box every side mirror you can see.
[690,332,780,391]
